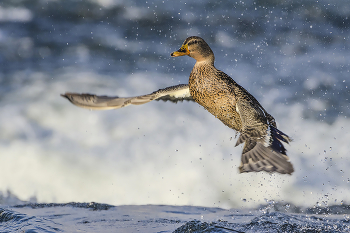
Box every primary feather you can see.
[61,84,193,110]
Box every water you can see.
[1,197,350,232]
[1,0,350,231]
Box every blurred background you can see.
[0,0,350,209]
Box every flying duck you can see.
[61,36,294,174]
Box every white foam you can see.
[0,7,32,22]
[1,69,349,209]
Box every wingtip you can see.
[60,93,78,104]
[60,92,76,100]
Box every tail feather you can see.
[270,126,292,144]
[268,126,292,155]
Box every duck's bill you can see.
[171,45,190,57]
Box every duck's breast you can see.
[188,69,242,131]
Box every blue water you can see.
[1,198,350,232]
[1,0,350,231]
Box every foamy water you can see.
[1,0,350,211]
[1,69,349,209]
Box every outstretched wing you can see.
[61,84,194,110]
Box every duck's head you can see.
[171,36,214,62]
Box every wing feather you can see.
[61,84,193,110]
[239,142,294,174]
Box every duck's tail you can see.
[266,125,292,155]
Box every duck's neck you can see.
[193,58,216,73]
[190,59,217,84]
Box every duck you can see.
[61,36,294,175]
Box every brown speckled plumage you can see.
[171,36,293,174]
[61,36,294,175]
